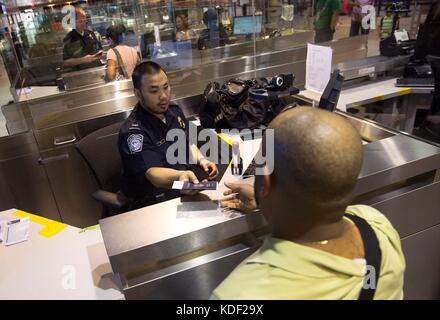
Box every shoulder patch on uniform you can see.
[127,134,143,153]
[177,116,186,129]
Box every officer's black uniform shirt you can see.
[63,29,102,71]
[118,103,191,200]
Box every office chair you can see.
[76,122,129,218]
[428,55,440,114]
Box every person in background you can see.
[348,0,373,37]
[212,107,405,299]
[378,5,400,40]
[197,8,229,50]
[63,7,102,70]
[314,0,341,43]
[425,0,440,23]
[105,24,140,81]
[175,15,196,41]
[10,30,24,68]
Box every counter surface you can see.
[0,209,123,300]
[298,78,433,112]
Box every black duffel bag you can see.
[199,77,286,130]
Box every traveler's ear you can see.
[260,174,271,198]
[255,173,271,200]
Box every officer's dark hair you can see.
[106,24,126,45]
[132,61,166,90]
[203,8,218,27]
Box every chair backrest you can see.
[76,122,123,191]
[428,55,440,114]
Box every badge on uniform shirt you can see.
[127,134,143,153]
[177,116,186,129]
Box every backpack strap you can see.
[136,51,142,65]
[344,213,382,300]
[112,47,129,79]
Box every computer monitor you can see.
[233,15,262,35]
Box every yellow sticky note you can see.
[14,210,67,238]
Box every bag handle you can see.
[112,47,129,79]
[344,213,382,300]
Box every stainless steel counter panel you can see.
[354,134,440,196]
[100,206,267,277]
[123,242,261,300]
[401,224,440,299]
[340,111,396,142]
[373,181,440,239]
[335,55,411,81]
[62,66,107,91]
[0,131,61,221]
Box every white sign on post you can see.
[305,43,333,93]
[154,25,161,47]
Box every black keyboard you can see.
[396,77,434,87]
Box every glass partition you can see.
[0,0,432,137]
[0,0,316,97]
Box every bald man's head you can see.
[259,107,363,226]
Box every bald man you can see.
[63,7,102,70]
[212,107,405,299]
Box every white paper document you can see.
[4,217,30,246]
[394,29,409,43]
[305,43,333,93]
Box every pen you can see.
[7,219,20,225]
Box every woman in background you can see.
[106,24,140,81]
[175,15,196,41]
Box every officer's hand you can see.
[220,181,258,214]
[83,54,98,63]
[179,170,200,196]
[199,159,219,180]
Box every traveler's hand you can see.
[179,170,200,195]
[220,181,258,213]
[199,159,219,180]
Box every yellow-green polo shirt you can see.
[211,205,405,300]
